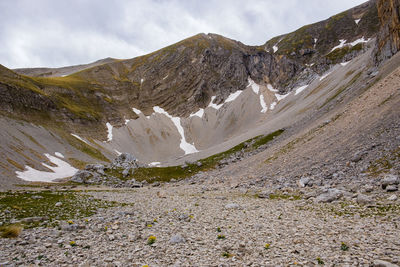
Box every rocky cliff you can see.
[375,0,400,62]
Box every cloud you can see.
[0,0,367,68]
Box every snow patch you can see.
[225,90,242,103]
[71,134,90,145]
[267,84,279,92]
[270,102,277,110]
[149,162,161,167]
[153,106,198,155]
[140,78,144,84]
[208,96,224,110]
[189,108,205,118]
[248,78,259,94]
[16,154,78,182]
[340,61,351,66]
[349,37,370,47]
[295,85,309,95]
[132,108,142,115]
[259,95,268,113]
[330,39,347,52]
[273,45,278,53]
[354,19,361,25]
[319,71,333,81]
[55,152,64,158]
[163,75,168,80]
[125,119,130,125]
[275,92,290,101]
[106,122,113,142]
[114,149,122,156]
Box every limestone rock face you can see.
[375,0,400,62]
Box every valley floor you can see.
[0,182,399,266]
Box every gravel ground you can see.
[1,182,399,266]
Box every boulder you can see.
[356,194,374,205]
[315,189,344,203]
[381,174,399,189]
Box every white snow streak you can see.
[341,61,351,66]
[140,78,144,84]
[153,106,198,155]
[225,91,242,103]
[349,37,370,46]
[189,108,205,118]
[114,150,122,156]
[259,95,268,113]
[248,78,259,94]
[267,84,279,92]
[208,96,224,110]
[163,75,168,80]
[295,85,309,95]
[354,19,361,25]
[319,71,333,81]
[275,93,290,101]
[54,152,64,158]
[270,102,277,110]
[132,108,142,114]
[125,119,130,125]
[106,122,113,142]
[273,45,278,53]
[330,39,347,52]
[149,162,161,167]
[16,153,78,182]
[71,134,90,145]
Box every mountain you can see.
[0,0,399,188]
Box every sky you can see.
[0,0,367,69]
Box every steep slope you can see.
[0,0,389,186]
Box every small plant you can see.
[217,227,221,232]
[153,218,158,223]
[316,257,324,265]
[222,251,232,258]
[147,224,153,228]
[264,243,271,250]
[194,203,199,207]
[340,242,349,251]
[67,220,74,225]
[0,225,22,238]
[69,241,77,247]
[217,234,226,240]
[147,235,156,245]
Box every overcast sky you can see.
[0,0,367,69]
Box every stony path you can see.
[1,182,399,266]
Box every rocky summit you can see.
[1,0,400,266]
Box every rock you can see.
[169,234,186,244]
[363,184,374,193]
[386,185,398,192]
[315,189,344,203]
[387,195,398,201]
[112,153,140,169]
[31,195,44,199]
[374,259,399,267]
[298,177,312,187]
[126,179,142,188]
[356,194,374,205]
[85,164,105,175]
[55,202,62,207]
[71,170,97,183]
[225,203,240,209]
[257,191,271,199]
[381,174,399,189]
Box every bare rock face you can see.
[375,0,400,63]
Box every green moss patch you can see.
[0,190,123,229]
[326,43,363,62]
